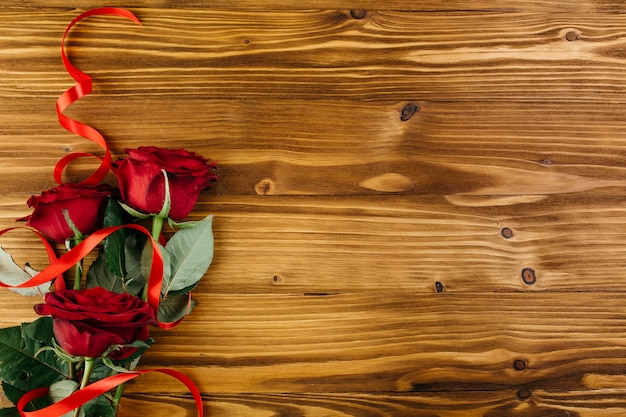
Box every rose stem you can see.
[111,382,125,413]
[73,357,95,417]
[73,259,83,290]
[151,214,164,242]
[143,214,165,302]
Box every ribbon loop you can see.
[0,225,171,324]
[0,223,187,329]
[5,8,205,417]
[18,369,204,417]
[56,8,142,185]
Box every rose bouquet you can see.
[0,8,212,417]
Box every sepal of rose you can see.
[62,208,84,244]
[99,339,151,363]
[35,338,84,364]
[167,217,202,229]
[36,337,151,365]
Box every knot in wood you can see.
[513,359,527,371]
[521,268,537,285]
[254,178,276,195]
[350,10,368,19]
[516,388,532,400]
[566,30,580,41]
[400,103,420,121]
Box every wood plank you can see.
[3,193,626,295]
[4,1,626,13]
[196,194,626,293]
[2,10,626,102]
[66,292,626,393]
[2,99,626,196]
[117,390,626,417]
[120,390,625,417]
[4,291,626,414]
[3,292,626,396]
[2,3,626,416]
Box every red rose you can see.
[34,287,156,359]
[21,183,116,243]
[112,146,217,221]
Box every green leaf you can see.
[21,317,55,344]
[140,241,171,292]
[103,199,127,277]
[158,294,196,323]
[86,250,124,293]
[87,246,145,296]
[48,380,84,417]
[0,318,67,406]
[1,381,25,408]
[2,379,52,411]
[163,215,214,294]
[48,379,78,403]
[0,406,19,417]
[82,395,115,417]
[165,282,199,297]
[123,235,147,296]
[0,246,50,297]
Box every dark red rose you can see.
[21,183,116,243]
[34,287,156,359]
[112,146,217,221]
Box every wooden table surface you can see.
[1,2,626,416]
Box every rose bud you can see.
[34,287,156,359]
[20,183,116,243]
[112,146,217,221]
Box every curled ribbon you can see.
[55,7,142,185]
[0,8,204,417]
[2,224,199,417]
[17,368,204,417]
[0,224,179,327]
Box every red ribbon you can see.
[0,224,168,326]
[55,8,142,185]
[0,228,65,291]
[1,225,199,416]
[1,8,205,416]
[17,368,204,417]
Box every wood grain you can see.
[4,290,626,414]
[3,193,626,296]
[3,99,626,197]
[2,10,626,103]
[5,1,626,13]
[3,292,626,393]
[2,3,626,416]
[117,391,626,417]
[134,292,626,392]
